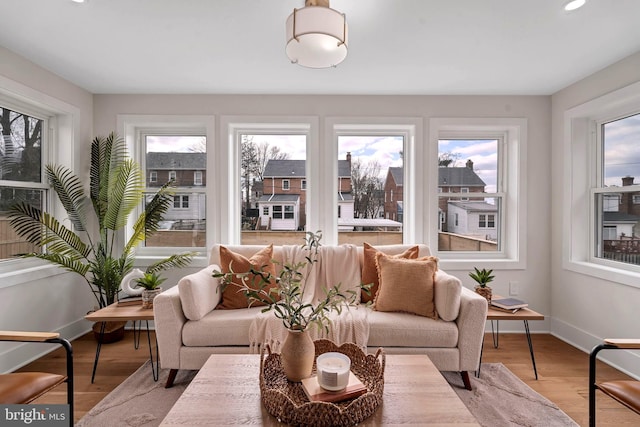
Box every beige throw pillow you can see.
[361,243,419,303]
[217,244,277,310]
[373,253,438,319]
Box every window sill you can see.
[564,259,640,290]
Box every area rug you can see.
[76,362,578,427]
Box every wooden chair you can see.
[589,338,640,427]
[0,331,73,427]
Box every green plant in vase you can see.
[135,272,166,309]
[469,267,494,304]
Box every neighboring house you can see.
[384,160,486,230]
[146,152,206,223]
[258,155,353,231]
[601,176,640,242]
[446,201,498,242]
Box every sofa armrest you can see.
[154,286,187,370]
[455,287,489,372]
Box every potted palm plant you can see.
[469,267,494,303]
[8,132,195,340]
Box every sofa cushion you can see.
[218,245,278,310]
[366,309,458,348]
[183,307,264,346]
[178,265,220,321]
[434,270,462,321]
[374,253,438,319]
[361,243,419,303]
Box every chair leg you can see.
[461,371,472,390]
[165,369,178,388]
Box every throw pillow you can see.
[217,244,278,310]
[361,243,419,303]
[373,253,438,319]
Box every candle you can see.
[316,352,351,391]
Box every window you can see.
[0,105,47,261]
[564,80,640,285]
[149,171,157,183]
[301,179,307,190]
[142,133,206,249]
[437,138,499,251]
[173,195,189,209]
[284,205,294,219]
[633,195,640,204]
[336,131,405,245]
[430,118,526,267]
[238,130,306,241]
[593,112,640,267]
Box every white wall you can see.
[551,51,640,378]
[0,46,95,372]
[94,93,553,336]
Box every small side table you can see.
[478,298,545,379]
[85,303,158,383]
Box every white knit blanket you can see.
[249,244,369,353]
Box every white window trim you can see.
[429,118,527,270]
[282,179,290,191]
[326,117,422,245]
[221,116,318,244]
[563,81,640,288]
[0,75,79,284]
[118,115,214,265]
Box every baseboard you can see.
[551,317,640,380]
[0,318,89,374]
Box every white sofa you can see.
[154,244,488,389]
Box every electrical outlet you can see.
[509,281,519,296]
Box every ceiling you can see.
[1,0,640,96]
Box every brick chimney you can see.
[622,176,634,186]
[466,159,474,170]
[346,152,351,165]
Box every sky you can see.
[604,113,640,187]
[439,139,498,193]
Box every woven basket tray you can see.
[260,339,385,427]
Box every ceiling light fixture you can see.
[564,0,586,11]
[285,0,348,69]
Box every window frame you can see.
[563,80,640,287]
[429,118,527,270]
[118,115,214,265]
[0,76,79,284]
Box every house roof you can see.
[263,159,351,178]
[448,201,497,212]
[439,167,486,187]
[146,152,206,170]
[258,194,300,203]
[387,166,486,188]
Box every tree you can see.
[439,151,461,167]
[241,136,259,213]
[255,141,289,181]
[351,158,384,219]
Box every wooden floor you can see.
[17,331,640,426]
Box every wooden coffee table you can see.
[85,303,157,383]
[160,354,479,426]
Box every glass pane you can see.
[595,192,640,265]
[598,113,640,265]
[241,134,306,245]
[0,186,43,259]
[437,139,499,252]
[144,135,206,248]
[0,107,43,183]
[337,135,404,245]
[438,196,501,251]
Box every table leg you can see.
[90,321,106,383]
[491,319,500,348]
[133,320,141,349]
[476,334,485,378]
[145,320,159,381]
[524,320,539,380]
